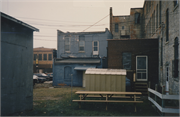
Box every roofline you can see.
[107,38,158,41]
[57,28,110,34]
[131,7,143,9]
[1,12,39,32]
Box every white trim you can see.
[92,41,99,55]
[148,97,179,113]
[148,88,179,100]
[136,56,148,81]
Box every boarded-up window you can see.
[122,52,131,70]
[135,13,140,24]
[64,66,72,80]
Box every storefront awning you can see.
[74,66,96,71]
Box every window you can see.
[122,26,124,30]
[166,9,169,42]
[166,67,169,81]
[161,38,163,66]
[34,54,37,60]
[173,37,179,78]
[38,54,42,60]
[64,66,72,80]
[159,1,161,25]
[135,13,140,24]
[156,5,158,29]
[65,36,70,52]
[115,23,119,32]
[122,52,131,70]
[43,54,47,60]
[79,35,85,51]
[93,41,99,51]
[152,11,155,33]
[136,56,148,81]
[174,0,178,7]
[48,54,52,60]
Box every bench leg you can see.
[106,102,108,111]
[134,103,136,112]
[78,102,81,108]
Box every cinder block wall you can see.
[1,17,33,115]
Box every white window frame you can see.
[79,36,85,52]
[136,56,148,81]
[65,37,70,52]
[92,41,99,55]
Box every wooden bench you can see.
[73,91,143,112]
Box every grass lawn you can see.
[16,87,160,116]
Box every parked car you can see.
[34,73,51,81]
[47,73,53,81]
[33,74,47,83]
[33,75,38,85]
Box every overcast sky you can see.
[1,0,144,49]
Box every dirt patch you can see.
[33,96,62,101]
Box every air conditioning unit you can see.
[93,51,98,55]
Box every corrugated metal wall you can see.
[85,74,126,92]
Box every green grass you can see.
[16,87,160,116]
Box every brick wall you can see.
[108,38,159,85]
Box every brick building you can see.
[109,0,179,94]
[33,47,56,73]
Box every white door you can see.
[136,56,148,81]
[82,71,85,87]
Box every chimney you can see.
[110,7,113,33]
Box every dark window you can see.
[159,1,161,25]
[153,11,155,33]
[122,26,124,30]
[166,9,169,42]
[122,52,131,70]
[79,35,85,51]
[173,37,179,78]
[64,66,72,80]
[161,38,163,66]
[48,54,52,60]
[39,54,42,60]
[34,54,37,60]
[156,5,158,29]
[135,13,140,24]
[174,0,178,7]
[65,36,70,51]
[115,23,119,32]
[43,54,47,60]
[93,41,98,51]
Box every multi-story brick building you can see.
[109,0,179,94]
[33,47,56,73]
